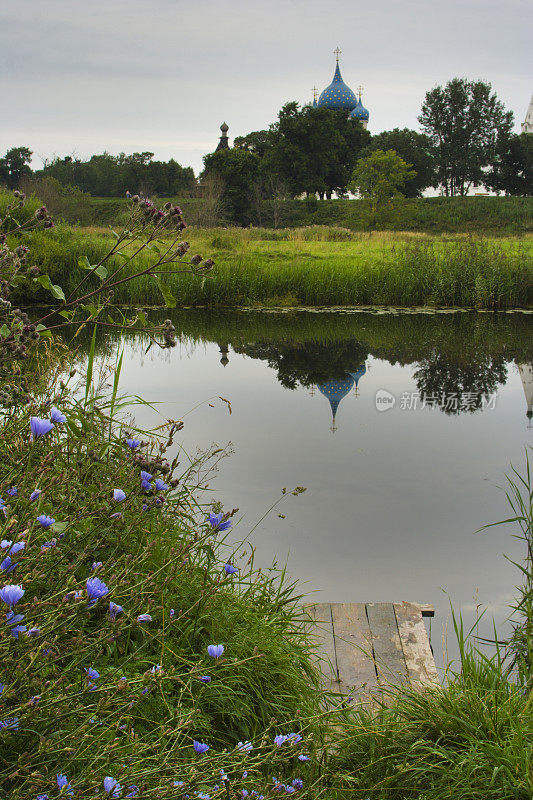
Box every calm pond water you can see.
[94,309,533,667]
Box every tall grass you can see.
[13,224,533,309]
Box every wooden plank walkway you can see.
[308,601,439,700]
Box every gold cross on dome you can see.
[312,85,318,101]
[334,47,342,62]
[357,85,364,98]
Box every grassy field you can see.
[14,223,533,310]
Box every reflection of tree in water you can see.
[232,340,369,389]
[414,351,508,414]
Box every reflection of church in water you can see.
[519,363,533,427]
[315,364,367,432]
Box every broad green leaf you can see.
[34,274,66,301]
[94,265,108,280]
[0,324,10,337]
[153,276,176,308]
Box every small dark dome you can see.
[220,122,229,133]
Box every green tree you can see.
[358,128,435,196]
[0,146,33,189]
[201,147,260,224]
[262,102,369,198]
[419,78,513,196]
[486,132,533,196]
[349,149,416,218]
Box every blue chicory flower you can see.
[141,479,152,492]
[274,734,288,747]
[237,740,253,752]
[0,540,11,549]
[292,779,303,789]
[113,489,126,502]
[50,407,66,424]
[199,675,211,683]
[104,777,122,796]
[154,478,168,491]
[224,564,238,575]
[85,667,100,681]
[92,562,103,571]
[110,602,123,621]
[0,717,19,729]
[9,542,25,555]
[1,556,14,573]
[125,787,139,798]
[7,487,17,497]
[26,627,41,637]
[11,625,27,638]
[208,512,232,531]
[0,584,24,607]
[0,684,3,694]
[30,489,42,502]
[137,613,152,623]
[169,608,175,617]
[30,417,54,439]
[287,733,302,744]
[298,754,309,762]
[36,794,49,800]
[193,740,209,754]
[140,471,152,482]
[125,438,140,450]
[207,644,224,659]
[86,577,110,601]
[6,611,24,625]
[36,515,55,529]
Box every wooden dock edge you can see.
[305,601,439,699]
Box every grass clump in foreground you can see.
[0,350,325,798]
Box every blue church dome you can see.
[349,97,369,123]
[348,363,367,387]
[317,63,358,111]
[317,376,355,430]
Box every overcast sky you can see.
[1,0,531,175]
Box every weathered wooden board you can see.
[394,601,439,688]
[366,602,408,686]
[307,602,438,701]
[307,603,339,694]
[330,603,378,696]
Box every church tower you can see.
[521,95,533,133]
[216,122,230,151]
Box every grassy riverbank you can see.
[13,224,533,310]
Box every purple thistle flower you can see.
[208,512,232,531]
[137,613,152,623]
[126,438,141,450]
[193,740,209,754]
[154,478,168,491]
[30,489,42,502]
[110,601,123,621]
[37,515,55,529]
[0,584,24,607]
[50,407,66,424]
[86,577,110,601]
[224,564,238,575]
[207,644,224,659]
[30,417,54,439]
[113,488,126,502]
[199,675,211,683]
[140,471,152,482]
[7,487,17,497]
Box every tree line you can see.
[1,77,531,226]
